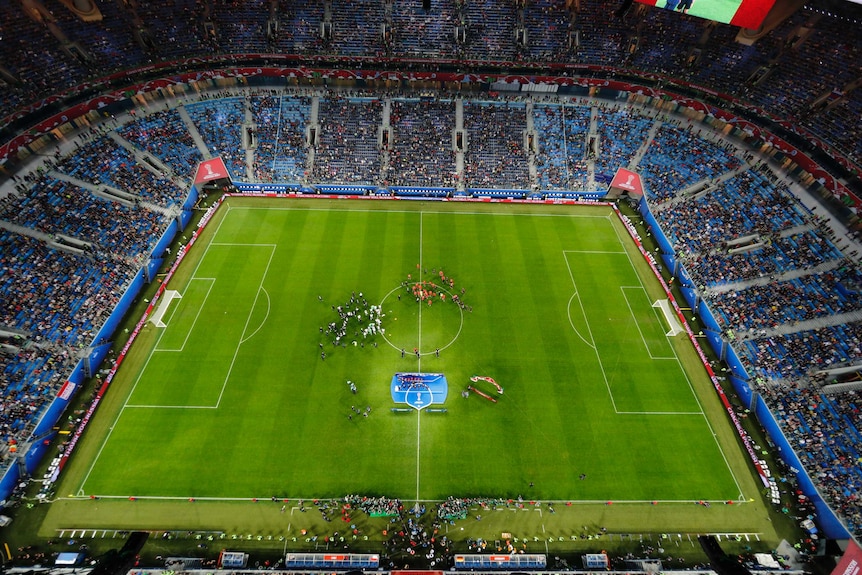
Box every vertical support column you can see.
[454,99,466,192]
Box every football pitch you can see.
[56,198,765,528]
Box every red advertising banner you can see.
[610,167,645,195]
[193,157,231,184]
[832,541,862,575]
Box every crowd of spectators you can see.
[638,124,743,202]
[463,101,530,190]
[742,321,862,382]
[116,109,204,178]
[654,167,807,253]
[521,0,571,62]
[313,97,383,184]
[593,107,654,184]
[135,0,209,60]
[272,0,325,54]
[0,176,164,261]
[1,1,861,171]
[801,93,862,164]
[251,93,312,183]
[56,134,187,208]
[48,1,148,73]
[387,99,457,187]
[0,0,89,121]
[329,0,386,57]
[687,229,845,288]
[390,1,457,59]
[0,342,76,460]
[211,0,270,54]
[462,0,517,61]
[344,495,402,517]
[533,103,591,191]
[0,230,136,349]
[185,97,248,182]
[758,380,862,537]
[709,269,862,335]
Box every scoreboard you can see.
[634,0,777,29]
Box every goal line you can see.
[149,290,182,328]
[652,298,684,337]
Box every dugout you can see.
[284,553,379,569]
[582,552,610,569]
[454,554,546,570]
[55,552,86,566]
[218,551,248,568]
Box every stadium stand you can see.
[390,1,457,59]
[116,109,205,180]
[522,0,571,61]
[250,93,312,183]
[312,96,382,185]
[273,0,324,54]
[211,0,270,53]
[463,0,517,61]
[0,175,164,260]
[135,0,209,60]
[54,135,187,208]
[463,101,530,190]
[653,167,808,253]
[534,103,591,191]
[387,98,457,187]
[329,0,385,56]
[637,124,743,202]
[761,381,862,536]
[593,107,654,185]
[185,97,247,182]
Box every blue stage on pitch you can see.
[391,373,448,411]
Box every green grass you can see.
[650,0,752,25]
[49,198,772,540]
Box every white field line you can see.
[417,211,423,370]
[619,285,675,361]
[79,234,275,494]
[609,216,746,499]
[415,212,424,499]
[223,204,611,219]
[59,493,758,507]
[154,278,215,353]
[215,244,277,409]
[416,410,422,502]
[563,251,619,413]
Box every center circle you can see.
[380,282,464,355]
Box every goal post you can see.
[652,299,684,337]
[149,290,182,328]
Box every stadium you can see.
[0,0,860,574]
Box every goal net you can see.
[149,290,182,328]
[652,299,684,337]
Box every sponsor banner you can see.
[57,381,76,401]
[193,157,231,184]
[832,541,862,575]
[610,167,645,195]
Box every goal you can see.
[149,290,182,328]
[652,298,684,337]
